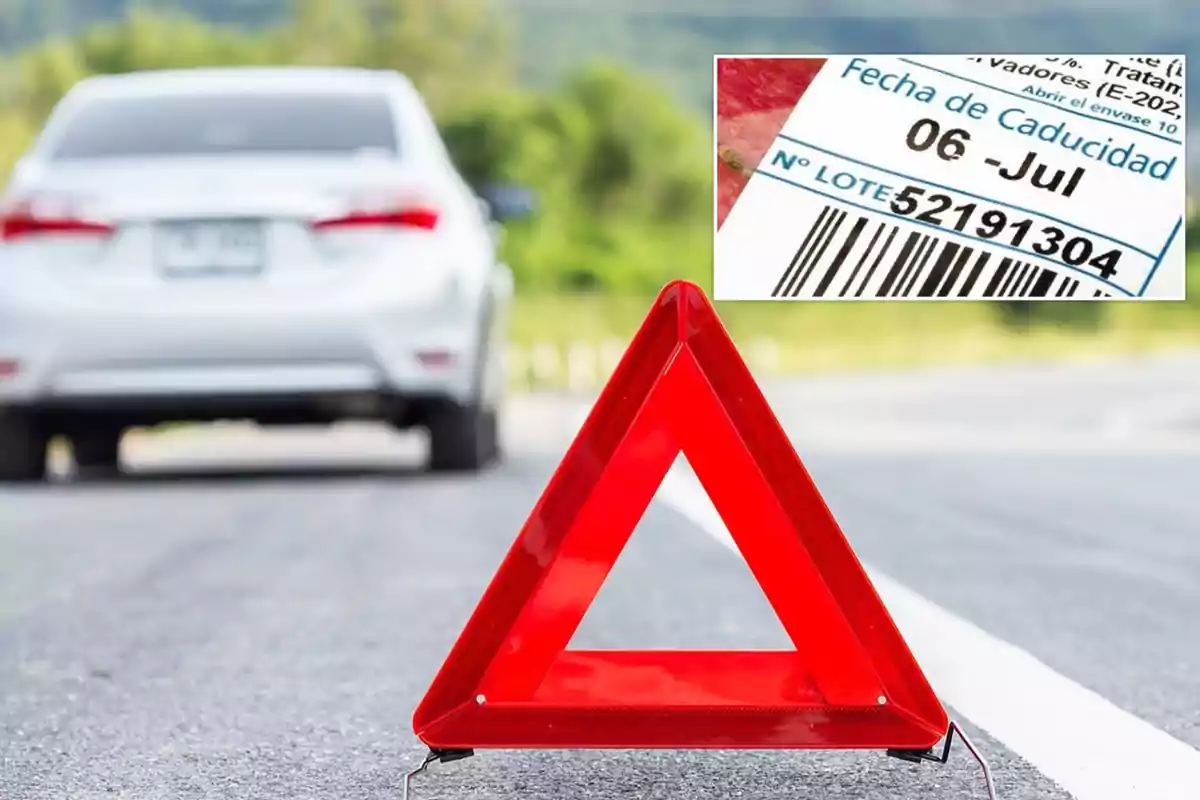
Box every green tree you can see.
[443,62,711,290]
[270,0,513,117]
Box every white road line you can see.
[656,461,1200,800]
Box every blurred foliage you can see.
[512,4,1200,120]
[1,2,1197,117]
[0,0,1193,333]
[992,300,1106,332]
[0,0,713,292]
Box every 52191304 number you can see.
[889,185,1122,280]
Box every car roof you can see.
[67,67,414,99]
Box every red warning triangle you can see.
[413,280,948,751]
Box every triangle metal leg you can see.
[401,731,995,800]
[887,720,997,800]
[401,730,995,800]
[402,748,473,800]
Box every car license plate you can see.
[157,220,264,277]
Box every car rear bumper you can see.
[3,387,462,430]
[0,293,488,419]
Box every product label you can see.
[714,55,1186,300]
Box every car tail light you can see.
[311,204,440,232]
[415,349,455,368]
[0,194,114,242]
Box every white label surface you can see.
[715,55,1186,301]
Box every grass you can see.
[508,291,1200,379]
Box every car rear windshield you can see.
[45,92,398,159]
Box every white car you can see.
[0,67,526,481]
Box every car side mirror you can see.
[478,182,536,222]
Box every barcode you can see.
[771,206,1113,300]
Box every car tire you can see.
[71,428,123,479]
[427,402,499,473]
[0,413,49,483]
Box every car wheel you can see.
[0,412,49,482]
[427,402,500,473]
[71,427,123,478]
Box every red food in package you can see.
[716,57,827,228]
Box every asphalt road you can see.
[3,354,1200,799]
